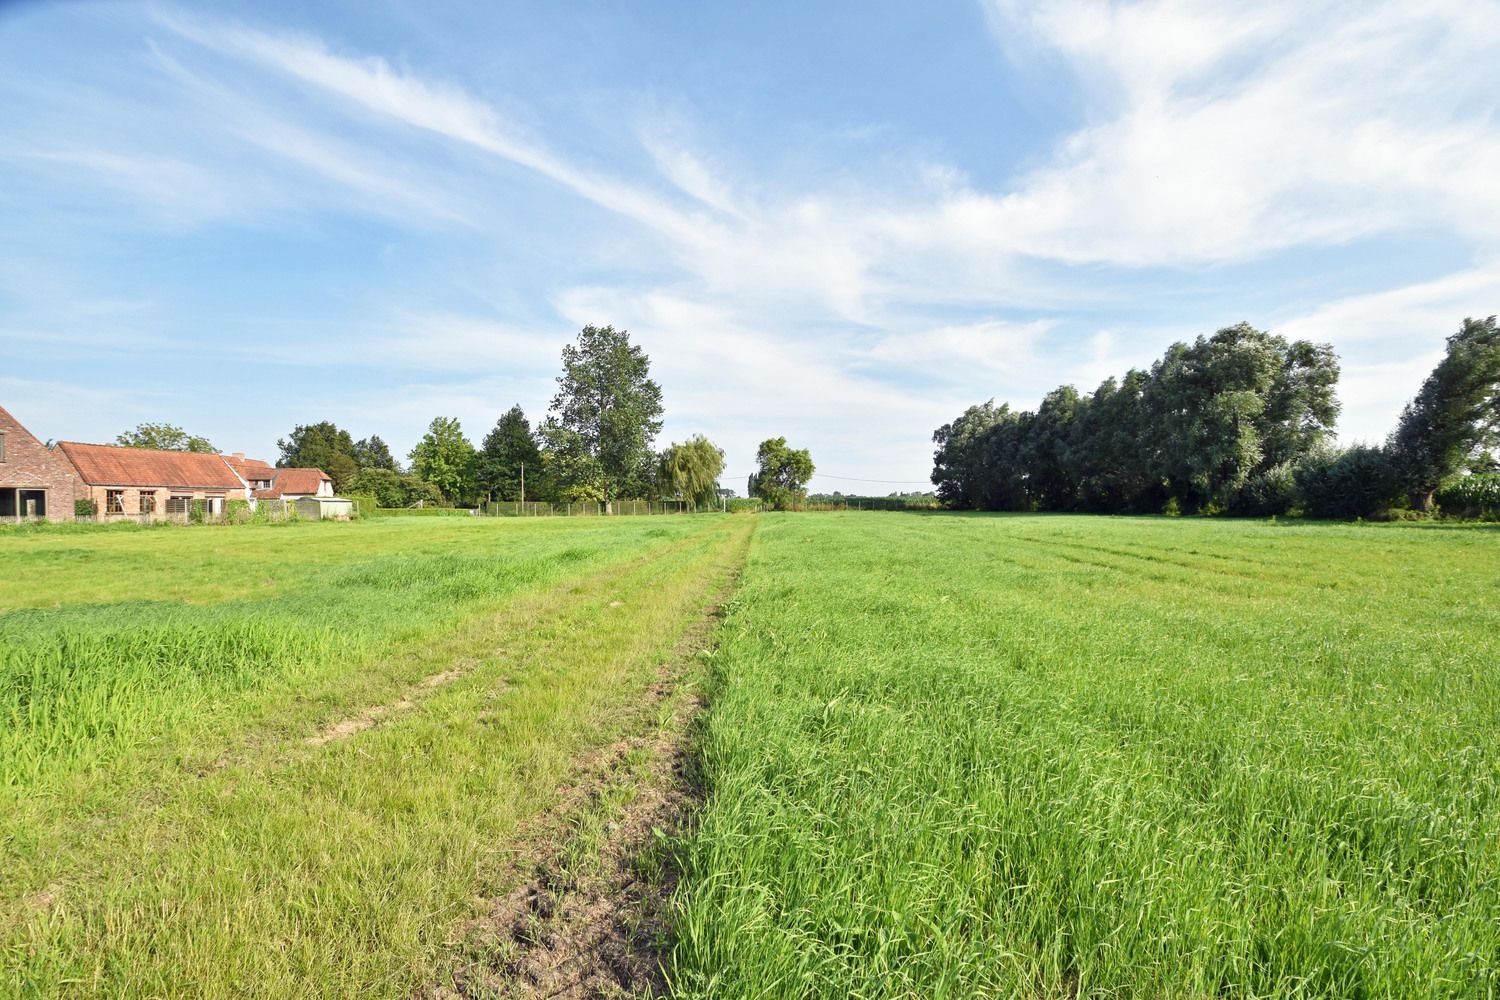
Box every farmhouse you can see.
[0,404,76,521]
[259,467,334,501]
[58,441,248,518]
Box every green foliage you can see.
[1230,462,1299,517]
[1435,473,1500,519]
[659,435,726,507]
[346,468,406,508]
[277,422,359,491]
[352,435,399,472]
[749,437,814,510]
[537,421,607,503]
[401,474,445,508]
[1293,445,1402,519]
[933,323,1340,515]
[343,493,378,519]
[115,422,216,453]
[224,499,253,525]
[1387,316,1500,511]
[549,324,663,500]
[476,405,542,502]
[407,417,477,505]
[74,498,96,517]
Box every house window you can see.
[139,492,157,514]
[166,495,191,515]
[106,490,125,514]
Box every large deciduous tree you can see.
[1387,316,1500,511]
[277,422,359,491]
[549,325,663,502]
[749,437,814,510]
[538,420,607,503]
[408,417,476,505]
[931,401,1005,509]
[658,435,725,508]
[476,405,542,501]
[116,423,216,454]
[353,435,399,472]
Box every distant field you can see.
[669,514,1500,998]
[5,513,1498,998]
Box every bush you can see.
[225,499,254,525]
[1435,473,1500,519]
[1294,446,1403,519]
[345,493,379,519]
[74,498,97,517]
[1231,464,1298,517]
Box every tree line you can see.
[932,317,1500,519]
[116,324,818,511]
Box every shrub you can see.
[1231,464,1298,517]
[1435,473,1500,519]
[1294,446,1403,519]
[225,499,253,525]
[345,493,379,519]
[74,498,97,517]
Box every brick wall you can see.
[0,405,77,521]
[80,485,233,521]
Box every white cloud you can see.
[966,0,1500,266]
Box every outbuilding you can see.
[0,404,76,521]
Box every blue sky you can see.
[3,0,1498,492]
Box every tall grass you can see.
[669,513,1500,998]
[0,518,698,792]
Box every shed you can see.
[294,496,354,520]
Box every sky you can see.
[3,0,1498,493]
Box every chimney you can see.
[232,452,245,461]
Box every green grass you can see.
[8,512,1500,998]
[1,515,751,997]
[668,513,1500,998]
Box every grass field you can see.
[669,514,1500,998]
[4,513,1499,997]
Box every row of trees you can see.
[113,323,820,511]
[932,318,1500,519]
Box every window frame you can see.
[139,491,157,515]
[105,489,125,514]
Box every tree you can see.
[116,423,216,453]
[408,417,477,505]
[749,437,814,510]
[550,325,664,502]
[353,435,399,472]
[476,405,542,501]
[659,435,726,508]
[1387,316,1500,511]
[347,467,406,508]
[931,401,1005,509]
[278,422,358,492]
[537,420,607,502]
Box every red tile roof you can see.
[223,455,277,482]
[272,468,331,495]
[58,441,244,489]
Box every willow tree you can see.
[659,435,725,508]
[1388,316,1500,510]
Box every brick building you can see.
[57,441,248,519]
[0,404,76,521]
